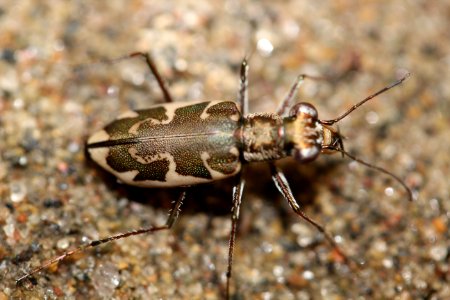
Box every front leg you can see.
[269,163,349,263]
[237,58,249,116]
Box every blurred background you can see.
[0,1,448,298]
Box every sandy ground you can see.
[0,1,449,299]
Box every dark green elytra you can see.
[87,101,242,187]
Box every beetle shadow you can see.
[124,180,240,216]
[244,158,344,229]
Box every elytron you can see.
[17,52,411,298]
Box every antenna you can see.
[324,146,413,202]
[321,73,411,126]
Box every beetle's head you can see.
[282,73,412,200]
[284,102,345,163]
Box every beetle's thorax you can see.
[241,113,286,162]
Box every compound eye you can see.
[289,102,318,119]
[291,144,320,163]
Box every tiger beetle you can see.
[16,52,412,298]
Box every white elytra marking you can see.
[229,112,240,122]
[128,148,170,165]
[117,110,139,120]
[87,129,110,144]
[199,101,218,120]
[200,148,241,180]
[229,146,240,158]
[126,104,178,135]
[200,101,215,120]
[199,100,240,121]
[128,149,190,185]
[87,129,133,185]
[87,147,111,175]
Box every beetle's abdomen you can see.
[87,101,242,187]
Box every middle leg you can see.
[225,173,246,299]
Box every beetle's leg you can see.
[128,52,174,103]
[225,174,245,299]
[238,58,249,116]
[276,74,306,116]
[276,74,324,116]
[269,163,351,264]
[82,52,174,103]
[16,190,186,286]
